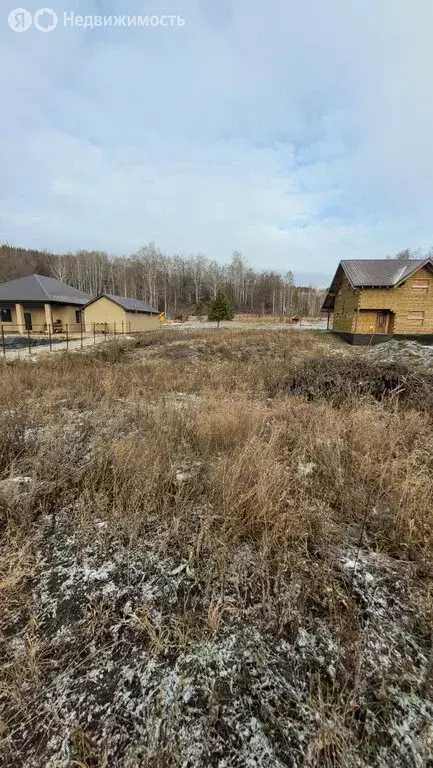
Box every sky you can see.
[1,0,433,286]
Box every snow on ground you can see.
[366,339,433,366]
[1,507,431,768]
[180,319,328,330]
[1,334,111,360]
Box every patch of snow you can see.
[297,461,316,476]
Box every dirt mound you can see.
[271,356,433,411]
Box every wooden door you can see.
[24,312,32,331]
[375,311,388,333]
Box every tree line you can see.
[0,242,326,316]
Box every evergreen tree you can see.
[208,291,234,327]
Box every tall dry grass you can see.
[1,330,432,560]
[0,328,432,767]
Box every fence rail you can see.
[0,322,137,356]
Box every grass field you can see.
[0,328,432,767]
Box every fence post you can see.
[93,323,96,345]
[48,326,52,352]
[1,325,5,357]
[66,324,69,351]
[114,322,116,337]
[80,318,84,349]
[28,329,31,356]
[121,320,124,335]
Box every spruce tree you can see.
[208,291,235,327]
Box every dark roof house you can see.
[0,274,91,333]
[83,293,160,333]
[85,293,159,314]
[322,258,433,344]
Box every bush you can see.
[270,355,433,411]
[194,301,206,316]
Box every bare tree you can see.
[189,254,206,304]
[0,242,329,317]
[205,259,223,300]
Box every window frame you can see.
[410,279,429,294]
[407,311,424,326]
[0,308,12,323]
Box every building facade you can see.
[0,274,90,334]
[83,294,160,332]
[322,259,433,344]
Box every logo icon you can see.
[8,7,32,31]
[33,8,57,32]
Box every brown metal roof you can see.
[322,258,433,311]
[340,259,426,287]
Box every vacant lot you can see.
[0,328,432,768]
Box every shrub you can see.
[270,355,433,411]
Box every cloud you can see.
[1,0,433,283]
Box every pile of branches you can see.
[270,355,433,411]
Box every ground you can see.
[0,327,432,768]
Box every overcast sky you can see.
[1,0,433,285]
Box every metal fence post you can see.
[80,318,84,349]
[93,323,96,345]
[49,326,52,352]
[121,320,124,335]
[66,324,69,351]
[27,329,31,356]
[1,325,5,357]
[114,322,116,337]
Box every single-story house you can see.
[322,258,433,344]
[0,274,90,334]
[83,294,160,333]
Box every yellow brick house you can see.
[322,258,433,344]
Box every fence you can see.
[0,322,137,356]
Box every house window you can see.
[411,279,429,293]
[407,311,424,326]
[0,308,12,322]
[75,310,82,324]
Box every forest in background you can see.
[0,243,326,317]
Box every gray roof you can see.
[322,258,433,310]
[340,259,427,287]
[0,274,90,305]
[87,293,158,314]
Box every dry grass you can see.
[0,328,432,767]
[232,313,323,324]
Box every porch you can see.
[354,309,395,335]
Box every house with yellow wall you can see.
[0,274,90,334]
[322,258,433,344]
[83,294,160,333]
